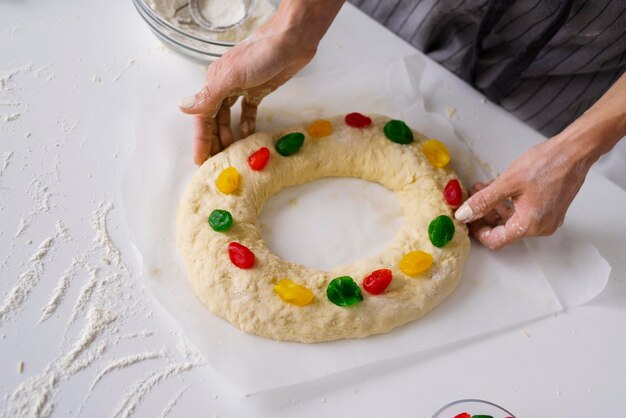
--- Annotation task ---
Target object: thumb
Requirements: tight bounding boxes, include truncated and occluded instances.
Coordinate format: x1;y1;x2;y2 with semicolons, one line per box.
454;178;513;223
179;60;241;116
178;83;229;117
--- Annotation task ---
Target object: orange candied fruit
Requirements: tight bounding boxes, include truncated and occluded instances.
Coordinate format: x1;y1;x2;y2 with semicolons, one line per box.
306;119;333;138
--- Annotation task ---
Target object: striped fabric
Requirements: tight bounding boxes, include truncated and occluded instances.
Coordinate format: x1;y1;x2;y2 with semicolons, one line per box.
351;0;626;137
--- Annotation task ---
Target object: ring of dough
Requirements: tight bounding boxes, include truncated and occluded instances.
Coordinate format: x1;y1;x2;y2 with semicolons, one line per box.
177;114;470;343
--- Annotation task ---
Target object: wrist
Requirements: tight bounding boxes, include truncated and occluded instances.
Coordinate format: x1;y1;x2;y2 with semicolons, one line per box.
273;0;344;50
554;104;626;168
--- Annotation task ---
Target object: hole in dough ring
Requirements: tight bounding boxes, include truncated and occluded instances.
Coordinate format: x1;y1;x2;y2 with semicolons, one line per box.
176;114;470;343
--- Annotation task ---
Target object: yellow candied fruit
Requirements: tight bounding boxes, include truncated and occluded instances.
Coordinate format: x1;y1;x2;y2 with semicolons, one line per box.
216;167;239;194
422;139;451;168
274;279;314;306
306;119;333;138
399;250;433;276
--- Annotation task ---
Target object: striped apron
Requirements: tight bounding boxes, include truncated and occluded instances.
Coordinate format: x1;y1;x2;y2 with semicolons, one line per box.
351;0;626;137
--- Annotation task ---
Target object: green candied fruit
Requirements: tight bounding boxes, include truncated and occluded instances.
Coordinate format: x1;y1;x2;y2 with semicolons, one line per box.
383;120;414;144
326;276;363;307
208;209;233;232
471;416;494;418
428;215;455;248
275;132;305;156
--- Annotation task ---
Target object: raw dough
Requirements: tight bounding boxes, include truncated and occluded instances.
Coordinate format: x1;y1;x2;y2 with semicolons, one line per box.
177;114;470;343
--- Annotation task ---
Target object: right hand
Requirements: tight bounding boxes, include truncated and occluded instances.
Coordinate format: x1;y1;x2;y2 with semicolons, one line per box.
178;20;316;165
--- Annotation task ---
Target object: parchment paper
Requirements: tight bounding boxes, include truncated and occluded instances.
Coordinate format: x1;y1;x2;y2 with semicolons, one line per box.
122;55;610;395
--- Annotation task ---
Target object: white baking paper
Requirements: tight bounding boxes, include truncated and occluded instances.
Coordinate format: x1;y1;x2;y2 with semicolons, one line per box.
122;55;610;395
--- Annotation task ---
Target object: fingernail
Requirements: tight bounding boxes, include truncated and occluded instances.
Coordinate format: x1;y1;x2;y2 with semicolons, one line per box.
179;95;196;109
454;203;473;222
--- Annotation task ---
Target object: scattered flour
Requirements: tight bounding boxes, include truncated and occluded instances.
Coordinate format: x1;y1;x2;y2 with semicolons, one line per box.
14;178;55;238
445;106;458;120
39;256;84;323
0;64;33;92
121;329;155;339
1;201;200;418
0;237;55;324
0;64;32;111
61;307;118;370
1;55;204;418
111;363;195;418
91;350;167;390
3;113;20;122
91;202;126;271
66;267;101;327
112;337;204;418
113;59;136;82
55;219;71;242
1;151;13;171
159;383;191;418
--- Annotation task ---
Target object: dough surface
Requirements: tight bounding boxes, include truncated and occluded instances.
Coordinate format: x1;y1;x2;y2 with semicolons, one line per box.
177;114;470;343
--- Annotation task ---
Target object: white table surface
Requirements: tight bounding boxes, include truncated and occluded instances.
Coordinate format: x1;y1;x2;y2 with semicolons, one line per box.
2;1;626;417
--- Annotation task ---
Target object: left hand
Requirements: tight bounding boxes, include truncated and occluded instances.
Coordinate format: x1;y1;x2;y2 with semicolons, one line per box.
454;135;591;250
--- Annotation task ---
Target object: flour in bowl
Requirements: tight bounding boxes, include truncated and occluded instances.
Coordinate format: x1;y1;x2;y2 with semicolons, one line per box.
200;0;246;27
146;0;276;43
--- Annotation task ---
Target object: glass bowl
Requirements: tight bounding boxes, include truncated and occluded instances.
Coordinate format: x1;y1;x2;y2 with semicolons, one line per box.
132;0;278;63
432;399;516;418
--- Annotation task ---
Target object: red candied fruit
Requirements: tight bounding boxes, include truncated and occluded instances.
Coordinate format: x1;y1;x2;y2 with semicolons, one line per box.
363;269;393;295
444;179;463;207
228;242;255;269
453;414;471;418
248;147;270;171
345;112;372;128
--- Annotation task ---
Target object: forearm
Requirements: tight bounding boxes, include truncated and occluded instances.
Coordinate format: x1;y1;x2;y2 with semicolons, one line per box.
273;0;345;49
556;71;626;167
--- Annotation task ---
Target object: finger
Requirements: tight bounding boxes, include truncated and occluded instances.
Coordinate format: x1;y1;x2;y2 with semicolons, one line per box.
468;182;488;195
193;115;220;165
472;213;529;251
217;96;236;149
179;59;241;116
240;94;260;138
455;178;516;223
468;183;500;226
210;118;221;156
481;209;503;227
493;198;515;222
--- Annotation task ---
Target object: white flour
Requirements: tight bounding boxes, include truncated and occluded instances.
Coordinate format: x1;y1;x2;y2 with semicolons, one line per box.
0;237;55;324
200;0;245;28
91;202;125;271
39;256;84;323
146;0;276;43
55;219;71;242
0;202;201;417
1;151;13;171
3;113;20;122
111;338;203;418
0;57;208;418
159;384;191;418
91;350;167;390
66;267;101;327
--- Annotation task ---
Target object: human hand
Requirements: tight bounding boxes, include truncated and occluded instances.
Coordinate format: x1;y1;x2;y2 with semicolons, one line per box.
454;135;592;250
454;71;626;250
179;0;345;165
178;25;315;164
